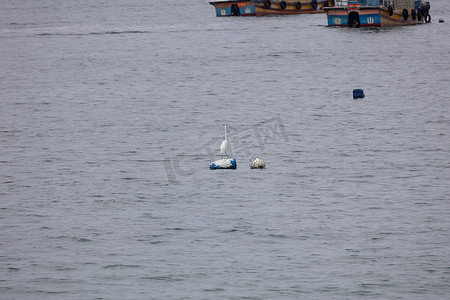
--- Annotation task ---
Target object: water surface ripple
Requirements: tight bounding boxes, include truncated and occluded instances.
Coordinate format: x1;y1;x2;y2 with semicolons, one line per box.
1;0;449;299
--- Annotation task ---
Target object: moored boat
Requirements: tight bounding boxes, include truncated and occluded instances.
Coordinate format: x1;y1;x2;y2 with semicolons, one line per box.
209;0;335;17
324;0;431;27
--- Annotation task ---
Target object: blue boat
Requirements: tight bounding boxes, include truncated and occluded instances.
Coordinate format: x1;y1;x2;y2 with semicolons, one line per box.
324;0;431;27
209;0;332;17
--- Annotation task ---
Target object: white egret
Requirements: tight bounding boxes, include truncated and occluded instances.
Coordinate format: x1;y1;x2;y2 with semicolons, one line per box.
210;125;236;170
220;125;229;158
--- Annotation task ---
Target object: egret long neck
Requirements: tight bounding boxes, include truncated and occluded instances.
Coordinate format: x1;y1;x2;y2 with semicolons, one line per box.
224;127;228;140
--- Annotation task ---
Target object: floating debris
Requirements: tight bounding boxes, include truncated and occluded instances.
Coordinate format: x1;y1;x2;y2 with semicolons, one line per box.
210;158;237;170
249;157;265;169
353;89;365;99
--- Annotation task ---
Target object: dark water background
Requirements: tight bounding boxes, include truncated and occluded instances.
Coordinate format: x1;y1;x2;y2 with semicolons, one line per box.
1;0;449;298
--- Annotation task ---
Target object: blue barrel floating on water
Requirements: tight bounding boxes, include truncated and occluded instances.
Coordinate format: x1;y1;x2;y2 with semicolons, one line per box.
353;89;365;99
210;158;237;170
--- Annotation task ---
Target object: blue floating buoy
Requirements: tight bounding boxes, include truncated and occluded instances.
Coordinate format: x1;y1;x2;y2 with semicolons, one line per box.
353;89;365;99
210;158;237;170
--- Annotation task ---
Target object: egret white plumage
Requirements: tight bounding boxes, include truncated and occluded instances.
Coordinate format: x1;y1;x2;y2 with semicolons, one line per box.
210;125;236;170
220;125;229;158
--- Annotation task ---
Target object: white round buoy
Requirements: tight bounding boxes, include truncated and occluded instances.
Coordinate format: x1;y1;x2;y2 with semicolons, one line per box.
249;157;265;169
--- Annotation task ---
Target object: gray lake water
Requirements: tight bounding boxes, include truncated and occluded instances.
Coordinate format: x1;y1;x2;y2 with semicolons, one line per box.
1;0;449;299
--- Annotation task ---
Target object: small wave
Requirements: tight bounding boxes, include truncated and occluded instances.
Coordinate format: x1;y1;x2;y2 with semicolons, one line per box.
103;264;141;269
165;227;188;231
141;275;184;282
36;30;151;37
51;236;92;243
75;237;92;242
268;233;290;239
10;22;38;26
203;287;225;292
92;30;148;35
54;266;78;271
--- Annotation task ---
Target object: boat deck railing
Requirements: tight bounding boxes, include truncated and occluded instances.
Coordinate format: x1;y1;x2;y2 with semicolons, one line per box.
334;0;348;5
334;0;383;7
329;0;425;11
392;0;416;9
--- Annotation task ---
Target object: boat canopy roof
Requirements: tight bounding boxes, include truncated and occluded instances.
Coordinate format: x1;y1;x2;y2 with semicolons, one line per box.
335;0;419;8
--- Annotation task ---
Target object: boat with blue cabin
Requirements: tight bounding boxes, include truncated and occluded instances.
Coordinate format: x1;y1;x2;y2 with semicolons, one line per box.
324;0;431;27
209;0;334;17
